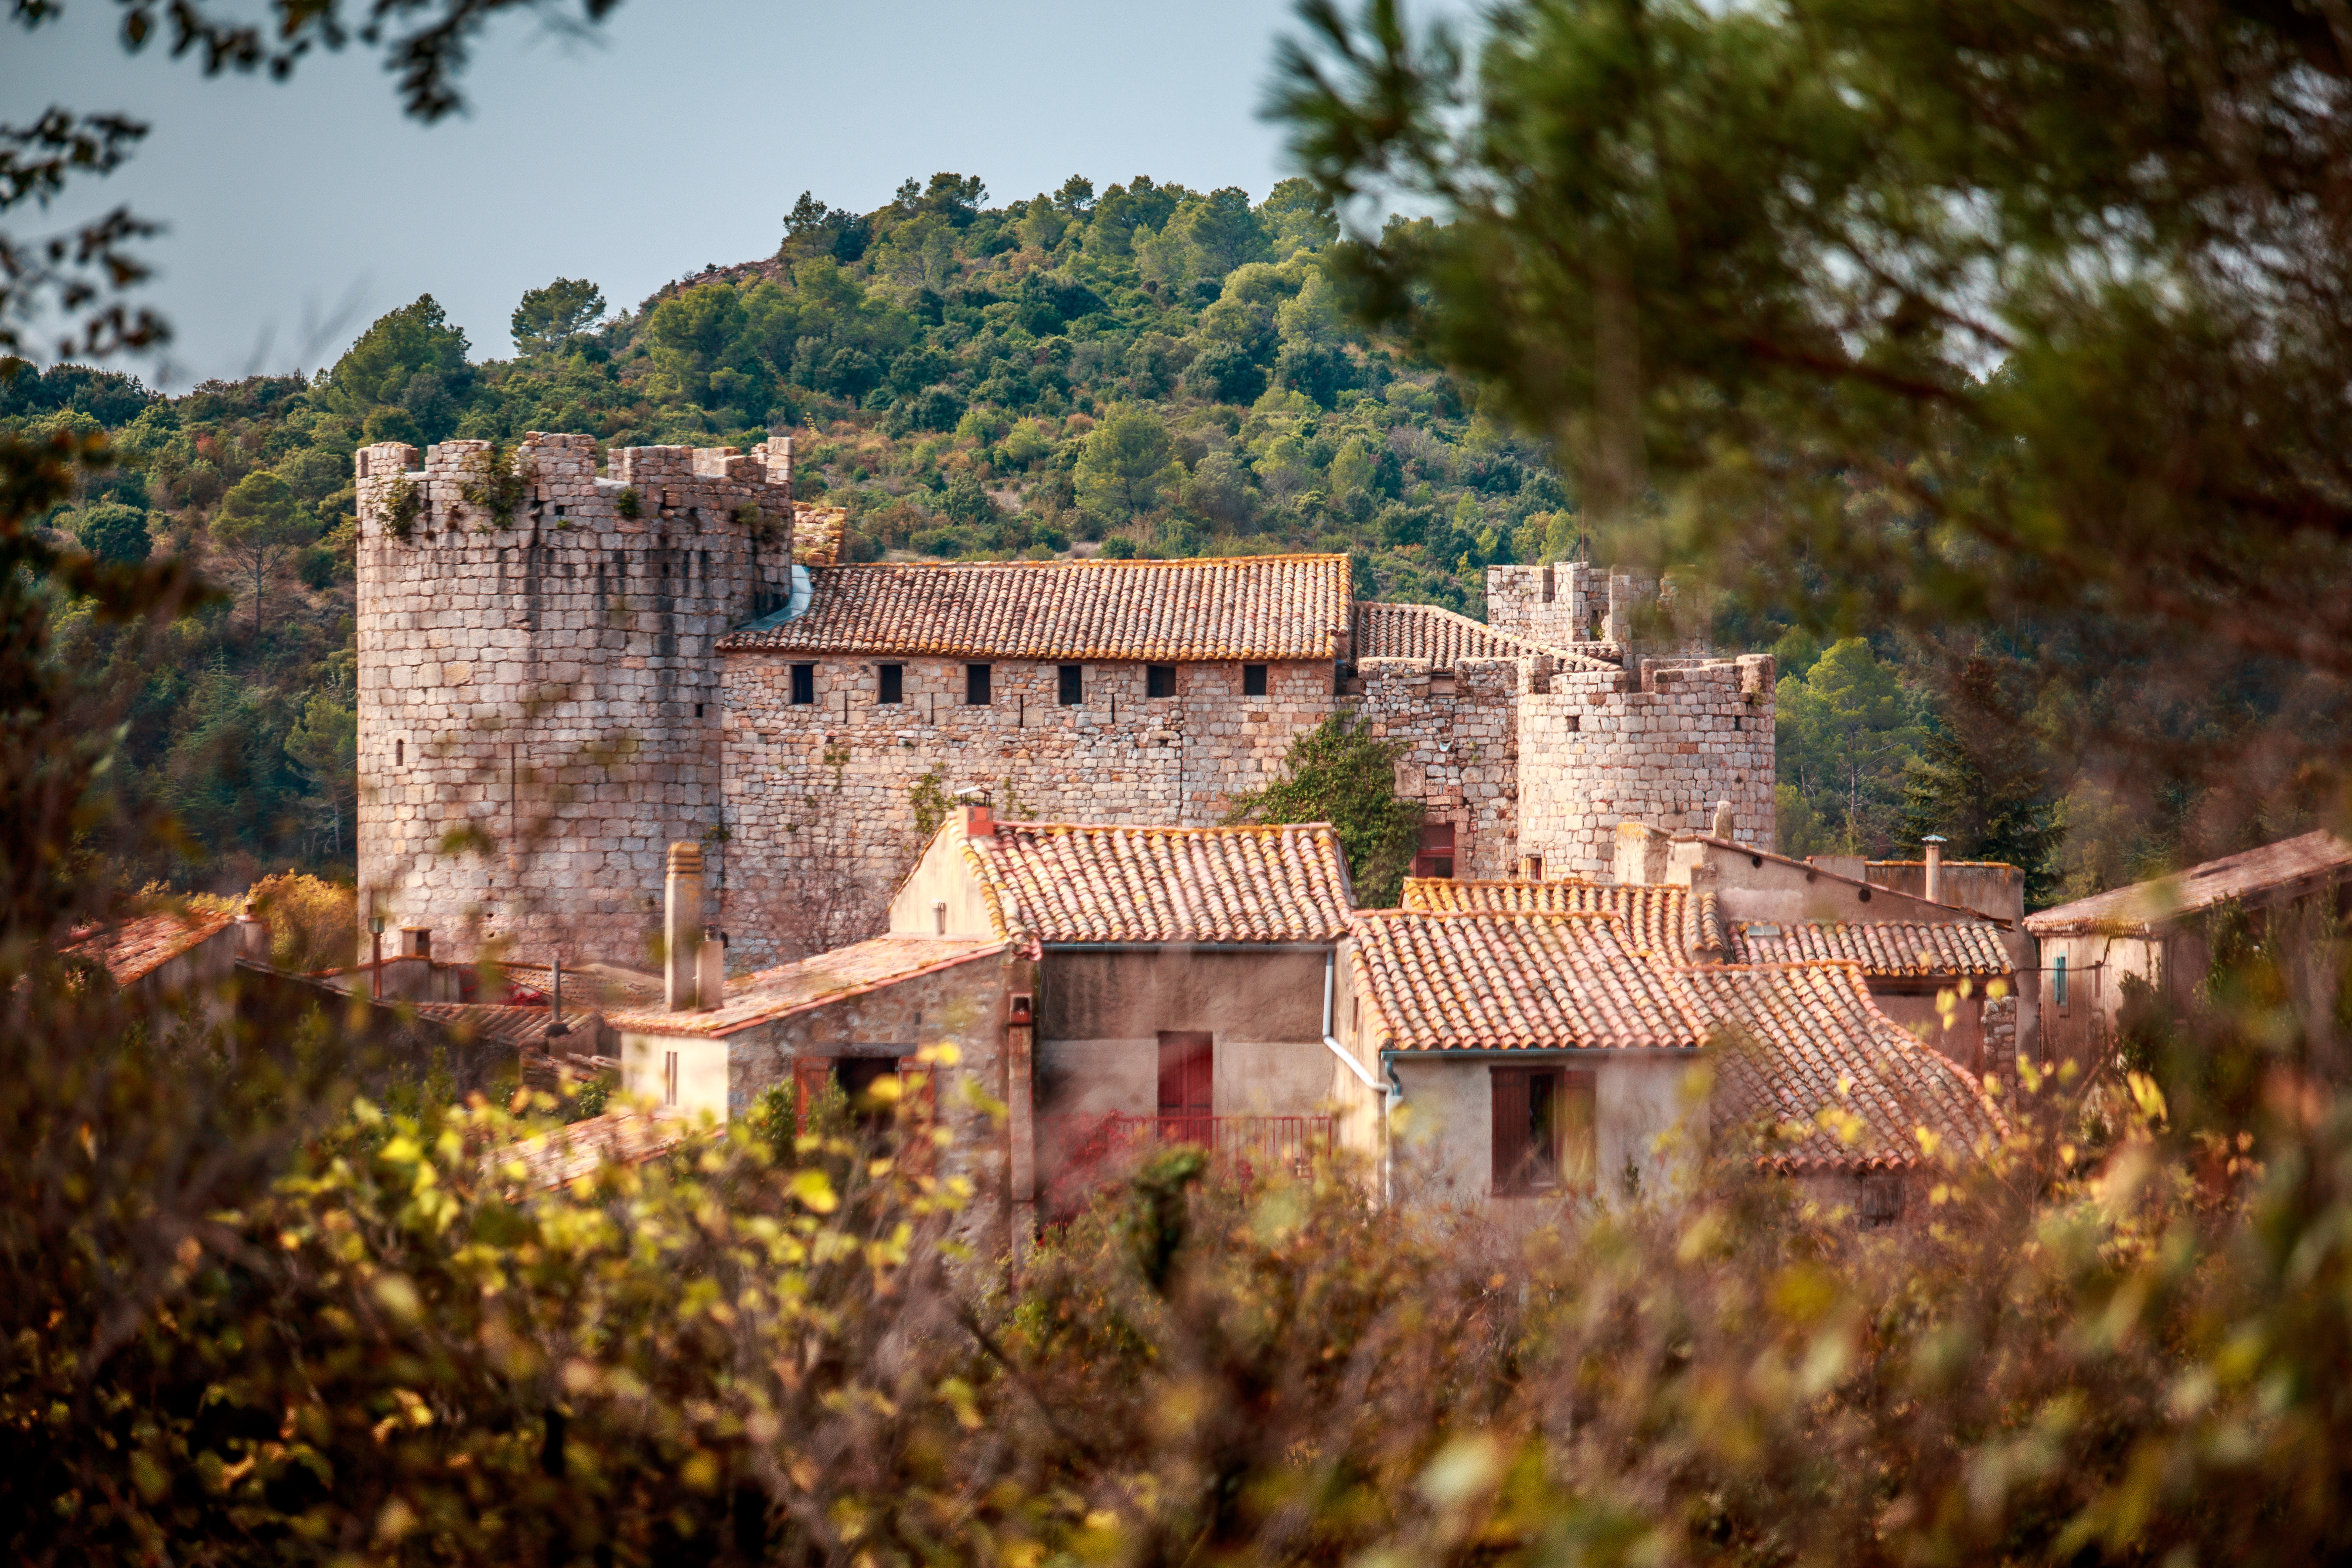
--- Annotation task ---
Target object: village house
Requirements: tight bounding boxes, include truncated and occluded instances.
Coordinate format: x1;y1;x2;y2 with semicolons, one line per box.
2024;828;2352;1050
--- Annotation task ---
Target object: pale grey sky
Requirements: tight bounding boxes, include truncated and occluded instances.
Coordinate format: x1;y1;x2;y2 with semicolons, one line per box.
8;0;1353;386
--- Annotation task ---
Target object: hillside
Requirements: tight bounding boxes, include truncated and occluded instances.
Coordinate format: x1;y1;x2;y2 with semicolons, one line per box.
5;171;2108;899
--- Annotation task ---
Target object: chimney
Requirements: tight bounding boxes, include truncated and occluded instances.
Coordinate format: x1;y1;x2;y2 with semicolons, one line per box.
960;798;993;839
1923;834;1946;903
399;926;431;959
236;899;269;963
1711;798;1735;842
696;925;726;1014
665;842;705;1011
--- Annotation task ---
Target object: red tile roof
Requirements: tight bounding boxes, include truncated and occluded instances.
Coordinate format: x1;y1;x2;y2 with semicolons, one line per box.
968;822;1355;947
1687;963;2006;1171
718;555;1352;661
494;1111;685;1190
62;909;235;987
1401;878;1727;962
1348;910;1706;1050
1353;600;1614;671
606;934;1008;1038
2024;829;2352;937
410;1002;572;1048
1729;919;2012;977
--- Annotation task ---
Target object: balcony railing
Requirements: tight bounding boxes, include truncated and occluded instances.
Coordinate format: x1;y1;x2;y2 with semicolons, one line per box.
1041;1113;1339;1215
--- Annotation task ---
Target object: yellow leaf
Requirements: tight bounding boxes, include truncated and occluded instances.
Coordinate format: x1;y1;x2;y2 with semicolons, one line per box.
789;1169;839;1214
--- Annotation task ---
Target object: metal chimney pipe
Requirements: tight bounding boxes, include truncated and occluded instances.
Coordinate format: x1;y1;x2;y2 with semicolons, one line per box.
1923;834;1946;903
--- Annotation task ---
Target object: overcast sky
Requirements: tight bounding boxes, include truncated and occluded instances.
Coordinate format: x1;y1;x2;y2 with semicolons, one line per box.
8;0;1358;388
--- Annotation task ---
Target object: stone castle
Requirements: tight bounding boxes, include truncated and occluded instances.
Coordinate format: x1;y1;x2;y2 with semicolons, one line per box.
355;431;1775;967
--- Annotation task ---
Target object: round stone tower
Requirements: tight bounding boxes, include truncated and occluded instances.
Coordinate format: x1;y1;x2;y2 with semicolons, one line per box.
354;432;795;966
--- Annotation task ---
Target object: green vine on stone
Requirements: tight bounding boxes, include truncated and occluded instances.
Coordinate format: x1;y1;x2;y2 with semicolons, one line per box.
908;765;950;843
459;441;532;529
383;475;424;542
616;486;642;520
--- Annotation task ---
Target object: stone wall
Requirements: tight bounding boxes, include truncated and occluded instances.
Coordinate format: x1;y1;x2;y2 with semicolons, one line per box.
1518;655;1776;878
355;433;794;967
718;655;1339;965
1355;656;1537;883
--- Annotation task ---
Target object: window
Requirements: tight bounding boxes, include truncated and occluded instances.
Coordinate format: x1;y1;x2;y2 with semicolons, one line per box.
879;663;904;704
2054;953;2068;1010
394;738;404;767
790;663;816;705
1491;1067;1595;1195
1147;664;1176;699
1242;663;1268;697
694;702;705;718
1413;821;1456;879
662;1050;680;1108
1058;664;1083;706
1522;855;1544;882
966;663;992;705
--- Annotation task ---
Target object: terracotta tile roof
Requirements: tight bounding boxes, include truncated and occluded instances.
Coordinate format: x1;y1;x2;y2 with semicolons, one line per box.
1401;878;1727;961
1352;600;1616;671
2024;829;2352;937
1686;963;2005;1172
62;909;235;987
494;1111;685;1190
1349;910;1706;1051
792;504;846;567
501;962;663;1011
968;822;1355;947
606;934;1007;1038
717;555;1351;660
1729;919;2012;977
410;1002;574;1048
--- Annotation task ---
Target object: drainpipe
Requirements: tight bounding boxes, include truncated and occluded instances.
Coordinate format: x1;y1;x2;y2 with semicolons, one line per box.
1318;949;1391;1204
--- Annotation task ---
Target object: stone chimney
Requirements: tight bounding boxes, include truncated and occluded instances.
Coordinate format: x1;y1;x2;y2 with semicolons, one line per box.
1614;820;1674;886
236;900;269;963
1711;799;1735;842
1923;835;1946;904
696;924;726;1013
665;842;705;1011
399;926;431;959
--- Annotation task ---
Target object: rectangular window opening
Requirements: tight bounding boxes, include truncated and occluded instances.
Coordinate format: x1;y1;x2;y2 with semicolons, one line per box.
1147;664;1177;699
879;664;904;704
966;663;992;706
1491;1067;1594;1196
1058;664;1083;706
1413;821;1456;880
2054;953;2069;1010
789;663;816;705
662;1050;680;1108
1242;663;1268;697
394;738;404;767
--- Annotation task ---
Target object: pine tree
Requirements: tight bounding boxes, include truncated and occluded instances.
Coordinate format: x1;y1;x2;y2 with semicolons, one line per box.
1902;657;2062;907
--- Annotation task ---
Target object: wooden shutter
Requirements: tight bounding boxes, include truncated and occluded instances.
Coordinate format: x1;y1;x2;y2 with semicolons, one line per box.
1561;1070;1597;1192
792;1057;833;1133
896;1058;939;1175
1491;1067;1531;1194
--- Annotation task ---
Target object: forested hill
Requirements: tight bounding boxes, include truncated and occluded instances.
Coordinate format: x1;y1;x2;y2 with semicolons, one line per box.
7;171;2099;900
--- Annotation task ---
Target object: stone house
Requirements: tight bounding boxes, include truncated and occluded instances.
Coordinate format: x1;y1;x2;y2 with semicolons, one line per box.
1612;821;2033;1069
887;803;1377;1214
603;930;1028;1257
2024;829;2352;1050
1332;884;2006;1220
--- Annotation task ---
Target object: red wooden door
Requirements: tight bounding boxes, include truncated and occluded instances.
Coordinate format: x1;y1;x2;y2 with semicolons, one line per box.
1156;1032;1213;1145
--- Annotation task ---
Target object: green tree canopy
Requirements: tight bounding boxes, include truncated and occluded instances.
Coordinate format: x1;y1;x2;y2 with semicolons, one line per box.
1903;654;2063;905
211;470;310;637
317;295;468;422
509;276;604;356
1774;638;1925;858
1073;407;1176;522
1224;713;1422;906
69;500;150;564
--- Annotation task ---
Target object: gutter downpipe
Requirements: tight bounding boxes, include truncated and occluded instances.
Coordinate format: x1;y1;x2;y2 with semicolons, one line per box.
1319;950;1388;1204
